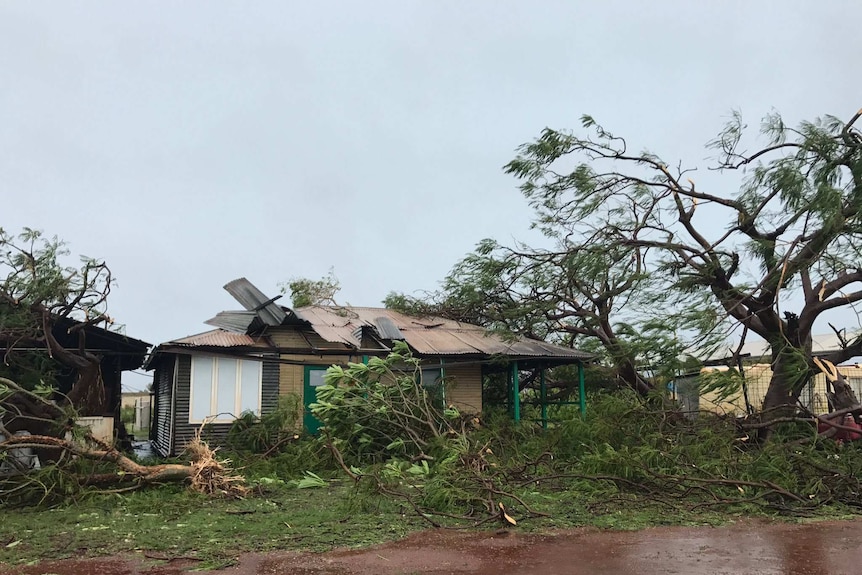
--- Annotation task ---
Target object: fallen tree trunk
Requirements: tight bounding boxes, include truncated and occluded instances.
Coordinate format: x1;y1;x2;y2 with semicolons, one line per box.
0;433;247;496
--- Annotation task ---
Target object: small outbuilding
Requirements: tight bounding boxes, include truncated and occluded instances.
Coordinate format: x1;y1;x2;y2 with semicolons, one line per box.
0;315;150;442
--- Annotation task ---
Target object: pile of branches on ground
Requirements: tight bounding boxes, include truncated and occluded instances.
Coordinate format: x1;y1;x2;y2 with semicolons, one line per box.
0;378;246;507
309;347;862;527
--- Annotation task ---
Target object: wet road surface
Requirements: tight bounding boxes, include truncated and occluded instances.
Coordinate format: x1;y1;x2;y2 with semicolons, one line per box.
4;519;862;574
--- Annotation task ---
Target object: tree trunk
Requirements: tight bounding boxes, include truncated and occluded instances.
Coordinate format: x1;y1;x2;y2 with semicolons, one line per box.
616;358;654;397
0;433;248;496
760;344;810;416
65;361;107;415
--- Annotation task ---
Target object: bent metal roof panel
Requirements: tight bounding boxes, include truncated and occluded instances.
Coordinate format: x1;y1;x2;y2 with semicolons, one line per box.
290;306;592;360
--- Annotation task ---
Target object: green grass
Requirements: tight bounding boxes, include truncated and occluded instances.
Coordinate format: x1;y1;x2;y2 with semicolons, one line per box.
5;476;851;570
6;393;862;569
0;481;428;569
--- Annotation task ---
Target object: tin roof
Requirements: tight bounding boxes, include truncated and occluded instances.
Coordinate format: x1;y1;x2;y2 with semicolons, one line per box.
292;306;592;360
204;310;262;333
151;277;593;364
224;278;287;326
167;330;268;348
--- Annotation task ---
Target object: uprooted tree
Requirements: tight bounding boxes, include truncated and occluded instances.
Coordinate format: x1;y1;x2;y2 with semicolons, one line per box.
0;228;245;504
391;109;862;417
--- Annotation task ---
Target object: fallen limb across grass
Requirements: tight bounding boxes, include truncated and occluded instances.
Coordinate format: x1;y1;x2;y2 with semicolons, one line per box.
1;376;247;503
0;433;246;495
0;432;248;500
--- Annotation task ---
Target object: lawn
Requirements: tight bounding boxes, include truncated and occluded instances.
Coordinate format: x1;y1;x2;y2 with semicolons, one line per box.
0;480;431;569
0;473;803;570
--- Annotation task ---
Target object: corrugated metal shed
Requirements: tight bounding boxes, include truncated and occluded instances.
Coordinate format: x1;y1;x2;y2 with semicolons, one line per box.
292;306;592;360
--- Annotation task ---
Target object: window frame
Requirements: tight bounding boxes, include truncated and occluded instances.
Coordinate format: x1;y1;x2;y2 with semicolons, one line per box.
419;366;443;388
418;362;446;408
188;354;263;424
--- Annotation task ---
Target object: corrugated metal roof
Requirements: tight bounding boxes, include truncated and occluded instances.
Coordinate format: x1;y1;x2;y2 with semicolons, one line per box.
204;310;261;333
292;306;592;360
223;278;287;326
167;329;267;348
374;316;405;340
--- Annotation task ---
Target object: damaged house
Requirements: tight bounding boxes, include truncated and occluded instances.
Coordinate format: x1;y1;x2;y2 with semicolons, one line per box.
147;279;591;456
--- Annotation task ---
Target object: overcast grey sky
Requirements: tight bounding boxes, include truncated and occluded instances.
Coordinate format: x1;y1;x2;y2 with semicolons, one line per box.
2;2;860;390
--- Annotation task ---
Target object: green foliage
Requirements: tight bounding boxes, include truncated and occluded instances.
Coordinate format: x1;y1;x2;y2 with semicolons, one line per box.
228;437;331;482
0;227;113;324
290;471;327;489
0;229;113;393
319;368;862;524
698;369;744;405
392;109;862;407
305;346;861;523
281;269;341;307
0;450;125;509
311;342;458;464
8;389;862;567
226;394;302;453
119;405;135;425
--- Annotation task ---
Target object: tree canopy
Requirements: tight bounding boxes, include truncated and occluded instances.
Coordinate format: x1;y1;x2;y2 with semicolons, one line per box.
0;228;116;415
389;108;862;414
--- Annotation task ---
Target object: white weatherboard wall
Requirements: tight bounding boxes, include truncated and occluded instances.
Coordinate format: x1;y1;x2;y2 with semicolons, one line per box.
76;416;114;443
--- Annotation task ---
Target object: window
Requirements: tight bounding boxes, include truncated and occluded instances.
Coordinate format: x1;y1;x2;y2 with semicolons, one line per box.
419;365;446;408
420;367;442;387
189;356;262;423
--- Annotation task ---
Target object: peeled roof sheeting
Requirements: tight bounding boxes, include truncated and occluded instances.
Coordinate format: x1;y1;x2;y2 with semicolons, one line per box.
292;306;362;347
293;306;592;359
223;278;287;326
374;316;405;340
204;311;260;333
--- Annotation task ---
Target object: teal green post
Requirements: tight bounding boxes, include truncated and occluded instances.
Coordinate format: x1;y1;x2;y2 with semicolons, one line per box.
540;369;547;429
578;360;586;416
506;368;512;415
439;359;446;405
512;361;520;423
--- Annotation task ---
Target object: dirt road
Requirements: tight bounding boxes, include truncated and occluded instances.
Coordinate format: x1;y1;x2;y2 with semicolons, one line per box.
5;519;862;575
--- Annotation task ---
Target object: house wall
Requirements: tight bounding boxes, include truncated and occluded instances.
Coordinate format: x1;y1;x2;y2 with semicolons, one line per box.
121;392;149;409
151;359;175;457
278;352;356;426
167;353;280;456
699;364;862;415
444;363;483;414
152;327;489;454
275;353;484;417
256;327;484;416
270;329;357;409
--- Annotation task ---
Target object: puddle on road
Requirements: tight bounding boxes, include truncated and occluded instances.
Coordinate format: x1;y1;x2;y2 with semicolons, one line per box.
261;521;862;575
5;520;862;575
